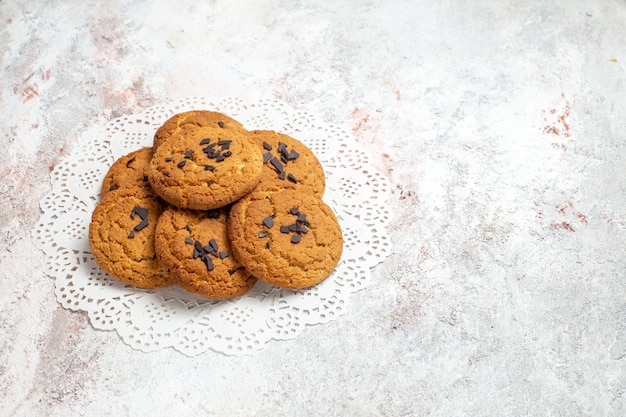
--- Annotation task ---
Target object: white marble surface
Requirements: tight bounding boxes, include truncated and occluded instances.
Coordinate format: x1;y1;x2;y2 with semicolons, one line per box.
2;0;626;415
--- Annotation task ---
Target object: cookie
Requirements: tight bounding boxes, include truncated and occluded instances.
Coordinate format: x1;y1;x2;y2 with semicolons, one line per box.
89;185;172;288
153;110;245;150
148;126;263;210
101;147;153;197
250;130;326;196
155;206;257;299
228;187;343;290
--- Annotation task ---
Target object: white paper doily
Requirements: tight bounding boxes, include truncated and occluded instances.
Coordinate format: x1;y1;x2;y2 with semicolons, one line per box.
34;97;392;356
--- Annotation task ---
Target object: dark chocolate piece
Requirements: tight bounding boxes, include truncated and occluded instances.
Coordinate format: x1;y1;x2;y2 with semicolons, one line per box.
188;235;230;271
277;171;286;180
134;219;149;231
287;149;299;160
263;141;272;150
165;157;172;162
217;121;225;128
204;165;215;171
200;138;211;145
184;150;193;159
263;152;273;164
204;255;214;271
276;207;310;241
269;157;284;173
128;231;135;238
287;174;297;183
186;225;192;232
263;216;274;228
109;185;117;192
126;156;136;167
201;140;232;163
258;231;269;238
185;237;194;245
131;207;149;220
177;160;186;168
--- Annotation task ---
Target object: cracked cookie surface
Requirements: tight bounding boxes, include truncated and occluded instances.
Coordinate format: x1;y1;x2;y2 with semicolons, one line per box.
148;126;263;210
228;187;343;289
101;147;154;197
250;130;326;196
153;110;246;150
89;185;172;288
156;206;257;299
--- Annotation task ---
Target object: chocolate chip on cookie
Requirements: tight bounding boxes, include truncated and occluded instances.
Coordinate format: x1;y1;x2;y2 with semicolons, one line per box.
101;147;154;197
228;187;343;289
89;185;172;288
250;130;326;196
156;206;256;299
148;126;263;210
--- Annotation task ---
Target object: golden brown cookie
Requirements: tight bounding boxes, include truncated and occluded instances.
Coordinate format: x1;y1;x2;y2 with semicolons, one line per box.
148;126;263;210
250;130;326;196
228;187;343;289
101;147;153;197
88;185;172;288
153;110;246;150
155;206;257;299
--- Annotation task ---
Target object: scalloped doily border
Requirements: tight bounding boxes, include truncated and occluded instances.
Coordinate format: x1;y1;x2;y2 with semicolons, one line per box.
34;97;392;355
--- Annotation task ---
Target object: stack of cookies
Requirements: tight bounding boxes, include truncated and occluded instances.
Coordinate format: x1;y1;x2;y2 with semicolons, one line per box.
88;110;343;299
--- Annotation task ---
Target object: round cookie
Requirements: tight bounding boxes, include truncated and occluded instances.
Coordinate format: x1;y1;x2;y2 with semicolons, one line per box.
101;147;153;197
148;126;263;210
155;206;257;299
250;130;326;196
89;185;172;288
228;187;343;290
153;110;245;150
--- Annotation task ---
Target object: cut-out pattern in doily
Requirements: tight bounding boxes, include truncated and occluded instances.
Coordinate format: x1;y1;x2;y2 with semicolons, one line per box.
34;97;392;356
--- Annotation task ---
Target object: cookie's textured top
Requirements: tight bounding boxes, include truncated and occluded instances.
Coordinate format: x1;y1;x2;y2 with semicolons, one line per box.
148;126;263;210
155;207;257;299
101;147;153;197
153;110;245;150
250;130;326;196
228;187;343;289
89;185;172;288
